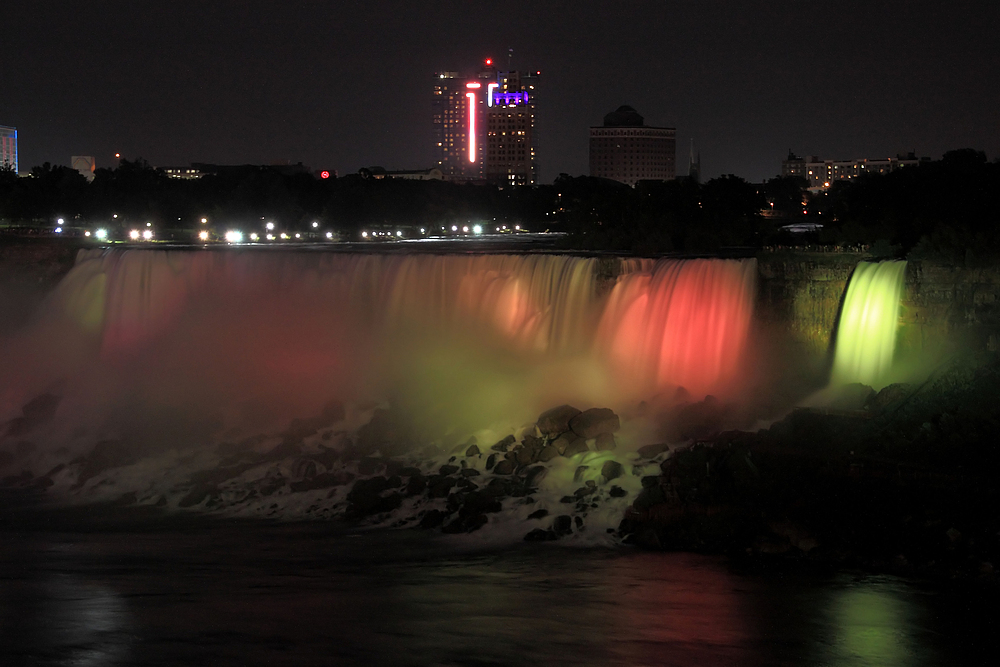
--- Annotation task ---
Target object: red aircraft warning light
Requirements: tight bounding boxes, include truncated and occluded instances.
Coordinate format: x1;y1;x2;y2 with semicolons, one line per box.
320;170;330;179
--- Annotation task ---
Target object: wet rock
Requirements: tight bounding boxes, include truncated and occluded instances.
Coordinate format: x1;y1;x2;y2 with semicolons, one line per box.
419;509;448;529
4;393;61;437
486;453;497;470
73;440;133;488
828;383;875;411
524;528;557;541
465;444;481;457
595;433;617;451
493;460;515;475
442;513;488;533
562;437;590;457
574;516;584;529
179;483;218;507
515;445;537;466
405;474;427;496
357;457;385;476
551;432;575;455
292;459;318;480
573;485;596;499
461;468;480;477
398;466;422;477
553;515;573;536
356;408;413;456
439;464;459;476
528;509;549;520
537;445;559;462
574;466;589;482
537;405;582;437
609;485;627;498
867;383;911;412
347;483;402;517
484;478;512;497
637;443;671;459
427;475;457;498
524;466;548;488
461;490;503;516
569;408;620;440
289;470;355;493
491;435;516;452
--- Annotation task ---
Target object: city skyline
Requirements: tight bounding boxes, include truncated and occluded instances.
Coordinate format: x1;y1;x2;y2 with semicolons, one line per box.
1;2;997;183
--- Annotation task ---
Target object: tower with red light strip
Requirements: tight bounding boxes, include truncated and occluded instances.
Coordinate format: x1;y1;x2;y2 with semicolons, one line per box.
432;59;538;184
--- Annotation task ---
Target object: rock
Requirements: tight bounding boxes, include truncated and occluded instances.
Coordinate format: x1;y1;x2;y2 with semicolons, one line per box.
74;440;134;488
398;466;421;477
493;459;515;475
601;460;624;483
574;516;584;529
427;475;456;498
486;453;497;470
289;470;355;492
524;528;557;542
292;459;318;480
595;432;617;451
527;509;549;520
179;484;216;507
465;444;481;457
867;383;911;412
562;437;590;457
439;464;459;476
357;457;385;476
405;474;427;496
569;408;620;439
553;515;573;536
461;468;480;477
515;445;536;466
637;443;671;459
491;435;516;452
536;405;582;437
443;514;488;534
524;466;548;487
419;509;447;529
828;383;875;411
537;445;559;462
609;485;627;498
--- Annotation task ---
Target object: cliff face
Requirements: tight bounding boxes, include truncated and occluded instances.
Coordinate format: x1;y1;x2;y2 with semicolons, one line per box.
0;238;82;288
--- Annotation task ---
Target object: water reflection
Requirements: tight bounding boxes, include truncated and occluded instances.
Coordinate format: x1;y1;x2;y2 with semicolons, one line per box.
0;521;988;666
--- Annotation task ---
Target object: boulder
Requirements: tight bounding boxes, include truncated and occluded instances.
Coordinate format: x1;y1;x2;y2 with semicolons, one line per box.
601;460;624;482
465;444;481;457
595;432;617;451
569;408;620;440
524;528;557;541
637;443;671;459
562;437;590;457
553;515;573;536
493;460;515;475
537;445;559;462
527;509;549;520
536;405;582;437
491;435;516;452
609;485;627;498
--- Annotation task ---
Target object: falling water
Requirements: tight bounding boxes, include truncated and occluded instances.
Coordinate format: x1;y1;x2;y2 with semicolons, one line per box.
831;260;907;387
0;249;759;455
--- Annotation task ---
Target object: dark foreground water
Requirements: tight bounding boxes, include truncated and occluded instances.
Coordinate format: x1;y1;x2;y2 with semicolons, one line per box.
0;500;996;667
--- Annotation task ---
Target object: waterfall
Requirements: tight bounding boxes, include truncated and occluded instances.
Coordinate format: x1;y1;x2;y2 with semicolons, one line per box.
831;260;907;387
1;249;759;450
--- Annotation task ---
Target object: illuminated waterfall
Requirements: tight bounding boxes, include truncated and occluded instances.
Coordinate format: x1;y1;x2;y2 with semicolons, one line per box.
1;250;759;449
596;259;758;398
831;260;907;387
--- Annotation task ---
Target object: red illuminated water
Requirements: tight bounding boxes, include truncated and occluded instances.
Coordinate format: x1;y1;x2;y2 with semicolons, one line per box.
0;250;757;453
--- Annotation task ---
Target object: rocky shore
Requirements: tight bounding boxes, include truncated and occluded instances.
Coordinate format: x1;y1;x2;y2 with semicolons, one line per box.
620;356;1000;583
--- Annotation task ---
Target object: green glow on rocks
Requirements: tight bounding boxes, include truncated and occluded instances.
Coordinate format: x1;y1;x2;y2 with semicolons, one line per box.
832;260;907;388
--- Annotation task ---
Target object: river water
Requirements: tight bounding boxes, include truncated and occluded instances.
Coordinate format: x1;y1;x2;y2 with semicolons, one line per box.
0;500;995;667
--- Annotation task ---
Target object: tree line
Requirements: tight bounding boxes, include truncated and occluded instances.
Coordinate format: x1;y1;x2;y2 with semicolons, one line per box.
1;150;996;259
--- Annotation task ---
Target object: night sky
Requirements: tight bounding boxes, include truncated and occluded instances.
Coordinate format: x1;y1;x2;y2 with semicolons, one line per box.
3;1;997;183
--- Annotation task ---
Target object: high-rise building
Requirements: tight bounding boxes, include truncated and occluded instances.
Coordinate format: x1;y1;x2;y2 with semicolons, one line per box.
589;106;675;187
0;125;17;173
432;60;539;185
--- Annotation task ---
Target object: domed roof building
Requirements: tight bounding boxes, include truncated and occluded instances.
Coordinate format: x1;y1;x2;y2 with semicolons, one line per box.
590;105;675;186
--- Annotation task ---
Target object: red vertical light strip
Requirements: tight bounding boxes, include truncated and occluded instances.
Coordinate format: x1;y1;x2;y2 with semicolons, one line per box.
466;92;477;163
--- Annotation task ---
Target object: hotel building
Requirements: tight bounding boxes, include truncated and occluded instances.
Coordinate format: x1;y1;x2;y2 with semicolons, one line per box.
433;60;539;185
589;106;675;187
1;125;17;173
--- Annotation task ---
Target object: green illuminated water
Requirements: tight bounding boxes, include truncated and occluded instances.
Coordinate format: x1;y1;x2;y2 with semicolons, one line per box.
832;260;907;387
